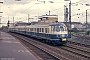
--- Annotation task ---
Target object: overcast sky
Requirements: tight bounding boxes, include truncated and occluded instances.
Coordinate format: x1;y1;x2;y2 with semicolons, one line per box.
0;0;90;26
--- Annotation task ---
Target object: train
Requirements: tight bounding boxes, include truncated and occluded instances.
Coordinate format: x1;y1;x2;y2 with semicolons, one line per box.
9;22;68;45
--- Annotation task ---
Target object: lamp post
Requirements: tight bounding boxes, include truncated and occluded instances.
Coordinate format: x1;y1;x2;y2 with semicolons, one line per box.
0;1;3;40
0;17;1;39
64;0;71;38
0;16;2;40
86;10;87;31
13;16;15;32
69;1;71;38
28;14;29;23
85;9;90;31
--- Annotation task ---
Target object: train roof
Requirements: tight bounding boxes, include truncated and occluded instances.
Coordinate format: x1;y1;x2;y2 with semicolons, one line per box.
48;22;66;26
9;22;66;28
30;22;66;26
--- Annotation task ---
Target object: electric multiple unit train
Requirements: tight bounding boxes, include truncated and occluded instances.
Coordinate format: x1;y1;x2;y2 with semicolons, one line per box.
9;22;68;45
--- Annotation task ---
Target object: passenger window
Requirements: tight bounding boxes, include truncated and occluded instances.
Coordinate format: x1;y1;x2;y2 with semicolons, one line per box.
45;28;47;33
29;28;30;32
34;28;36;32
37;28;39;32
45;28;49;33
40;28;41;32
60;26;64;31
51;26;54;32
53;26;56;31
47;28;49;33
53;26;64;32
42;28;44;32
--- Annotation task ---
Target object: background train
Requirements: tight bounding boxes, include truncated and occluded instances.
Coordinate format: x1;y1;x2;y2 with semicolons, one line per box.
9;22;68;45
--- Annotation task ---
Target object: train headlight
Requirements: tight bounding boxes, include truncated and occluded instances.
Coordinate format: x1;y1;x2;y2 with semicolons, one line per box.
62;38;66;41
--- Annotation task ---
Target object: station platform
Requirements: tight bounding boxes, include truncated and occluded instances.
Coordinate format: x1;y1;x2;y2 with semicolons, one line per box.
0;31;38;60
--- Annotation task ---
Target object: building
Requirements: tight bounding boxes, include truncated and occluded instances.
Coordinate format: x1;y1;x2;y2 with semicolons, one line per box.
38;15;58;24
63;22;86;31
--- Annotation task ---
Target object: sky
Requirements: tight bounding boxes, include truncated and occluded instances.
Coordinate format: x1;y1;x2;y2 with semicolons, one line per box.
0;0;90;26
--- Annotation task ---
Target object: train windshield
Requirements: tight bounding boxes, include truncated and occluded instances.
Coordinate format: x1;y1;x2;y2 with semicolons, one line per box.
53;25;66;32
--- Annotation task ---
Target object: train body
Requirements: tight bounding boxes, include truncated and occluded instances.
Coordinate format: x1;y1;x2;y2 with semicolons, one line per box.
9;22;68;45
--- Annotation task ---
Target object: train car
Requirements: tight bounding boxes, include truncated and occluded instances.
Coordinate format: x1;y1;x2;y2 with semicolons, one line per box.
9;22;68;45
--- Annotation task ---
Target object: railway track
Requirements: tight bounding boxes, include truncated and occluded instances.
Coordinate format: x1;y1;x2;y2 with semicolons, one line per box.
68;41;90;48
72;34;90;41
10;33;90;60
68;34;90;48
59;44;90;59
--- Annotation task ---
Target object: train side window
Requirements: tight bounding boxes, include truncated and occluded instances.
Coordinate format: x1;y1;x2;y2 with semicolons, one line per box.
47;28;49;33
28;28;29;31
34;28;35;32
35;28;37;32
31;28;33;31
33;28;35;32
28;28;29;32
33;28;34;31
30;28;31;32
53;26;56;31
51;26;54;32
25;28;26;31
35;28;36;32
38;28;40;32
45;28;48;33
37;28;39;32
30;28;32;32
42;28;44;32
45;28;47;33
29;28;30;32
60;26;64;31
27;28;29;32
32;28;33;31
39;28;40;32
39;28;41;32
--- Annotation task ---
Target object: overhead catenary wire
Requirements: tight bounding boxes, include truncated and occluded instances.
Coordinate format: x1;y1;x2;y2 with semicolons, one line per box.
39;7;64;15
4;0;82;17
3;0;90;23
18;7;64;22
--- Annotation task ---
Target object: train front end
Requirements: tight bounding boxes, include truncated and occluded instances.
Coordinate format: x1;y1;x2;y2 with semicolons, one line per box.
55;33;68;45
50;23;68;45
